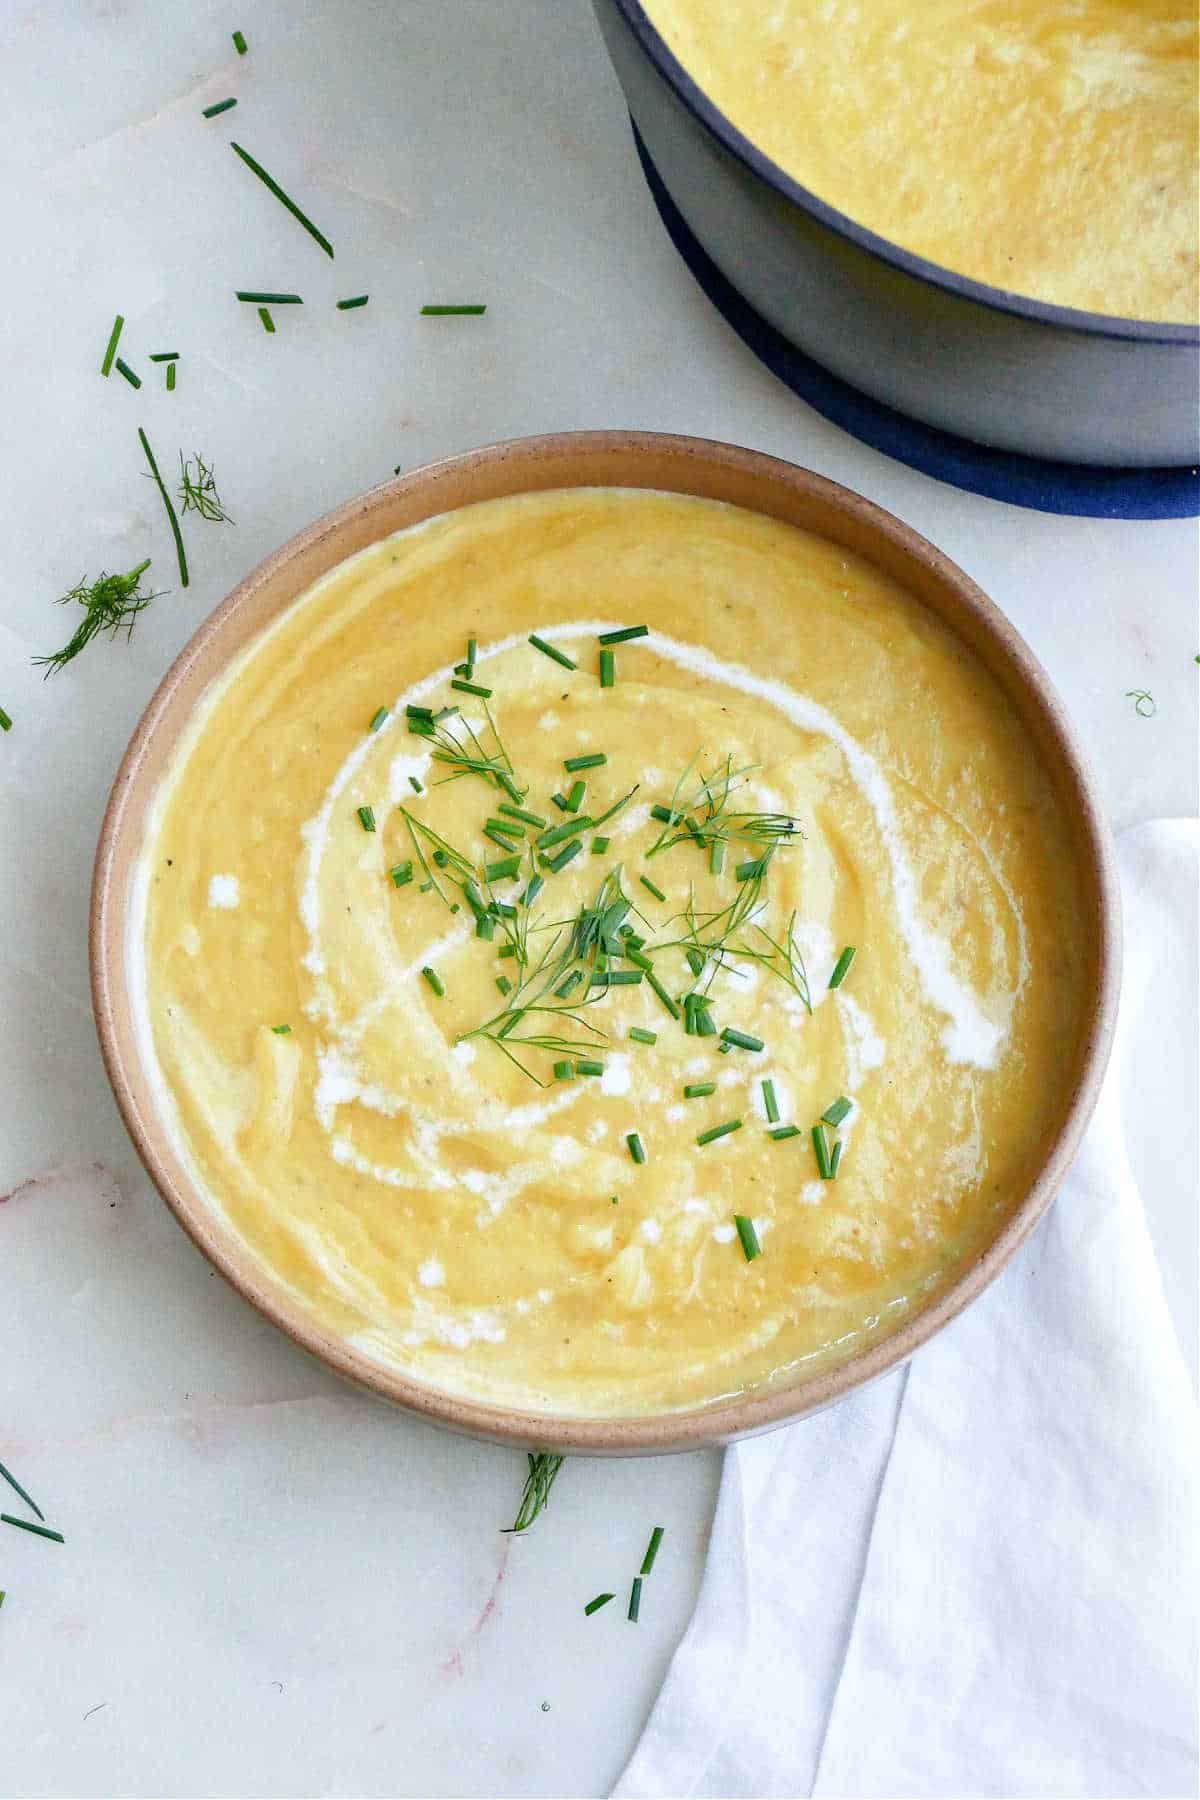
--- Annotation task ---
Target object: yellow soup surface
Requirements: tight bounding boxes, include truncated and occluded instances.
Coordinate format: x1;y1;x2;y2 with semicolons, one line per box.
139;489;1087;1416
639;0;1199;323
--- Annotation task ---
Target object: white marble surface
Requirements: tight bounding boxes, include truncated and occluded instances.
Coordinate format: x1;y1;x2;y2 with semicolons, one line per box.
1;3;1195;1795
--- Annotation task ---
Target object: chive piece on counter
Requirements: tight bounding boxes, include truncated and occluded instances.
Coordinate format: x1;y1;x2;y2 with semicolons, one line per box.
540;815;593;849
390;861;413;887
575;1059;604;1077
585;1593;615;1616
137;426;189;588
721;1027;764;1053
640;1526;665;1575
626;1132;646;1165
553;1059;575;1081
1;1515;64;1544
697;1119;742;1147
236;291;304;304
501;803;546;828
828;946;856;990
628;1578;643;1622
258;307;275;332
734;1215;761;1262
598;625;649;646
639;875;666;903
485;855;520;881
0;706;12;732
421;303;487;315
599;648;615;688
203;97;237;118
100;313;124;376
522;873;544;907
591;835;610;855
710;840;725;875
148;353;180;362
230;141;334;259
166;362;177;390
647;973;680;1019
812;1123;833;1179
762;1079;780;1124
822;1096;852;1128
565;779;587;813
769;1124;801;1141
356;805;376;832
563;752;606;772
684;1082;716;1099
528;634;576;671
114;357;141;388
408;776;423;794
337;295;369;310
628;1027;657;1046
830;1140;843;1177
0;1460;44;1522
451;678;492;698
421;966;445;997
543;840;583;875
369;706;389;732
270;1023;291;1035
232;28;248;52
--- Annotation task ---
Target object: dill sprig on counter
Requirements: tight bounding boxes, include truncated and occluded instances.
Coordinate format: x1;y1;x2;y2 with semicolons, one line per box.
505;1452;564;1533
33;561;162;676
178;452;234;524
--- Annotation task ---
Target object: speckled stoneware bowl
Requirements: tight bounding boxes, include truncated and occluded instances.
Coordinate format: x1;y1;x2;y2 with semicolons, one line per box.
90;432;1121;1453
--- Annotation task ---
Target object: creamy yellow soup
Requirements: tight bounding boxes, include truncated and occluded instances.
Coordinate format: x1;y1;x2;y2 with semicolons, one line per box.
640;0;1199;323
138;489;1087;1416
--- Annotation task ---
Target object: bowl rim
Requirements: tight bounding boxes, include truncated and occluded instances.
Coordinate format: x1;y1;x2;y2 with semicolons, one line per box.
90;429;1121;1454
606;0;1200;347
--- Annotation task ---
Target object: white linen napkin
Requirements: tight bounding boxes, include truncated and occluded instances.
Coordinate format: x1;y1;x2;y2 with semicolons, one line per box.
615;821;1199;1800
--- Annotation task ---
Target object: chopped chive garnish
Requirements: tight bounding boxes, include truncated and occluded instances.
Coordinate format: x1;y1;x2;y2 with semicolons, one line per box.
475;913;495;941
650;804;677;824
528;634;576;670
735;857;761;882
203;97;238;118
522;873;544;907
100;313;124;376
684;1082;716;1098
639;875;666;902
828;946;856;989
628;1027;657;1045
628;1578;643;1622
553;1059;575;1080
585;1593;615;1616
419;880;433;891
356;805;376;832
483;826;517;853
539;815;593;849
500;803;545;828
421;303;487;315
697;1119;742;1146
721;1027;764;1053
812;1123;833;1179
114;357;141;388
484;855;520;881
390;861;413;887
232;28;248;52
734;1215;761;1262
270;1023;292;1035
406;704;434;719
564;752;606;772
555;969;583;1000
166;361;177;390
769;1124;801;1141
822;1096;852;1128
830;1140;843;1177
565;779;587;813
543;840;583;874
575;1059;604;1077
591;970;644;987
463;881;487;918
408;775;423;794
137;426;188;588
485;816;523;839
598;625;649;645
236;291;304;304
498;943;518;959
626;1132;646;1164
685;948;705;978
1;1515;64;1544
599;648;615;688
0;706;11;732
550;793;570;813
762;1079;780;1124
647;973;681;1019
710;840;725;875
450;678;492;698
495;975;512;996
421;966;445;997
336;295;369;310
640;1525;665;1574
0;1460;44;1522
369;706;389;732
230;142;334;258
591;835;610;854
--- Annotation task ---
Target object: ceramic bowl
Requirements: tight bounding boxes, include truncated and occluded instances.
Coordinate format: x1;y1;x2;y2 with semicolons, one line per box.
90;431;1120;1452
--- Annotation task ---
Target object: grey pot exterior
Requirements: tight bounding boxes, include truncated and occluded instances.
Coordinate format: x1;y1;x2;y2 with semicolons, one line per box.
594;0;1200;469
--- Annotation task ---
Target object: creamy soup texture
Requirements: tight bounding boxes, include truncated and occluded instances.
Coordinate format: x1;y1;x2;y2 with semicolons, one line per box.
639;0;1199;323
138;489;1087;1416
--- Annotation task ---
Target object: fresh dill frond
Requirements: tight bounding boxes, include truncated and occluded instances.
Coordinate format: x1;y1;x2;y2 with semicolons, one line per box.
178;452;234;524
505;1452;564;1533
33;560;162;676
426;699;526;802
646;751;800;861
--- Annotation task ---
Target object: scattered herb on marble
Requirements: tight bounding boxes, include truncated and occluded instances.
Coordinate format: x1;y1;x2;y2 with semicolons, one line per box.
229;142;334;259
0;1459;44;1522
34;561;161;675
137;426;189;588
203;98;237;119
236;290;304;305
1126;688;1157;718
114;358;141;389
584;1593;615;1615
1;1515;64;1544
336;295;369;310
232;27;247;53
178;453;234;524
100;313;124;376
506;1452;564;1533
0;706;11;732
639;1526;665;1574
421;304;487;316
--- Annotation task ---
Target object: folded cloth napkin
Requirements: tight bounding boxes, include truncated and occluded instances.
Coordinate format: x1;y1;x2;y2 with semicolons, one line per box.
616;821;1199;1800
